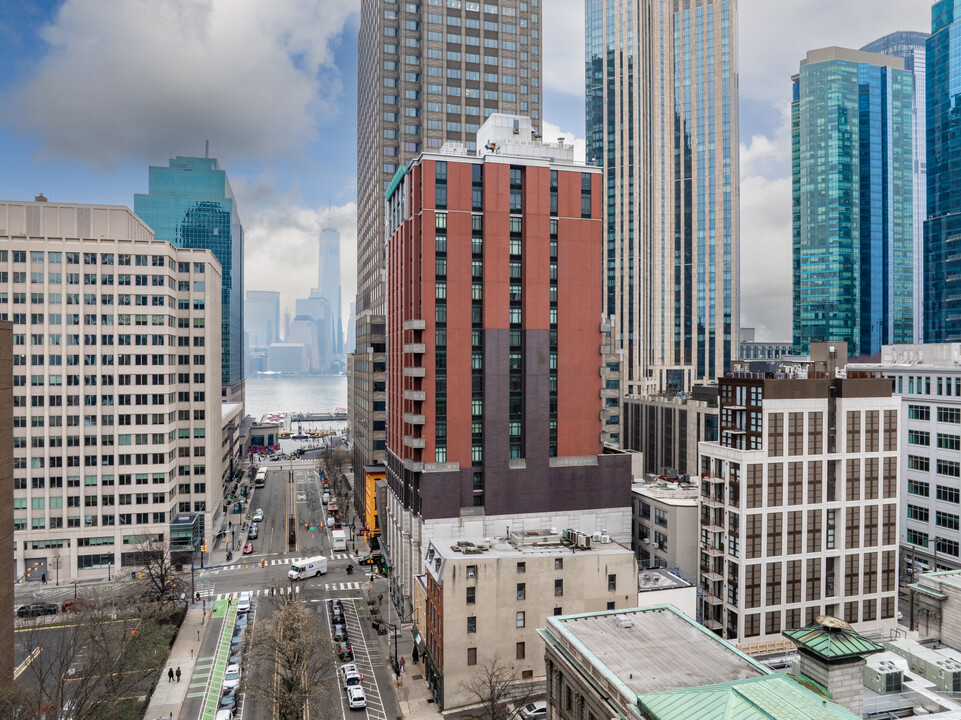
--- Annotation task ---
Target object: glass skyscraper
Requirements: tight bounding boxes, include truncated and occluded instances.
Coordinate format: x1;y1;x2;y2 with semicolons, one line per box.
792;47;914;357
862;31;929;342
135;156;244;399
585;0;739;396
925;1;961;342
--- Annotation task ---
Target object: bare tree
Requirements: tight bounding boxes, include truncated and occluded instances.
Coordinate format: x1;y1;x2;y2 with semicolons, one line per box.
13;590;179;720
460;658;535;720
246;595;339;720
130;539;190;609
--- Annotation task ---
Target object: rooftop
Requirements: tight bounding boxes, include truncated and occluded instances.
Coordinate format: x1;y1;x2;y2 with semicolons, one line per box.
918;568;961;593
545;606;766;698
632;477;700;504
782;617;884;662
637;674;859;720
638;568;692;593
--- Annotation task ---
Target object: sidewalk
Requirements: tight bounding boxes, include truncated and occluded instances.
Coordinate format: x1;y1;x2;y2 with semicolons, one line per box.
143;606;208;720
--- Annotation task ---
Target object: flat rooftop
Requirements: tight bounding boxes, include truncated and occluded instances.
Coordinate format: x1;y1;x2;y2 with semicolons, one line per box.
638;568;692;592
920;568;961;593
632;479;700;504
548;606;766;696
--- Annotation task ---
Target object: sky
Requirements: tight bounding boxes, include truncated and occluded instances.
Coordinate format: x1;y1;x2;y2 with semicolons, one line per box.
0;0;934;340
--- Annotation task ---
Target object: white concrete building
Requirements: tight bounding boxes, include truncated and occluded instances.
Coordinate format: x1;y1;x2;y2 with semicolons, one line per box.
631;477;699;576
849;344;961;575
417;528;637;711
697;345;900;644
0;200;223;582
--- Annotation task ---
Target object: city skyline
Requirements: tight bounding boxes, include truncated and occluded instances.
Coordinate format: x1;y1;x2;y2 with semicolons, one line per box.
0;1;933;342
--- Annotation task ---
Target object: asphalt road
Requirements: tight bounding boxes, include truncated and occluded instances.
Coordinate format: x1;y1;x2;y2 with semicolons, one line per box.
186;461;399;720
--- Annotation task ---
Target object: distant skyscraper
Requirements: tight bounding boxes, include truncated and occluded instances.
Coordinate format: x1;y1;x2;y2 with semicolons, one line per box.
925;1;961;342
862;31;929;342
353;0;543;472
345;301;356;355
246;290;280;349
792;47;915;357
135;155;244;401
318;228;343;355
586;0;739;396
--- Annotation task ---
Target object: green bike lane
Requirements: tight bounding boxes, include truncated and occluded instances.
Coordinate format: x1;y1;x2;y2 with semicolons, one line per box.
181;599;239;720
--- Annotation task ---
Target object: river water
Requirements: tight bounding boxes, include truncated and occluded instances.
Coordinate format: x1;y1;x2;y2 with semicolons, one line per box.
244;375;348;424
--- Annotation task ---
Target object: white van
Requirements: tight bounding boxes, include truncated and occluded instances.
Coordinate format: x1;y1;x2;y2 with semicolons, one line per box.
331;529;347;552
288;556;328;580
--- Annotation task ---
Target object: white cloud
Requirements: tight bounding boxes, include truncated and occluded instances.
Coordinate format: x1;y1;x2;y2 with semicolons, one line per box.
543;0;585;98
4;0;356;167
540;120;586;163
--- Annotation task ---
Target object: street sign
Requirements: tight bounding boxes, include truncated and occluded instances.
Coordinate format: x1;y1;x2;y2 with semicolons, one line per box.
401;623;413;631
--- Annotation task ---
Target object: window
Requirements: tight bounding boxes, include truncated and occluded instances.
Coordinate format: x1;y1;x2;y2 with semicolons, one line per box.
516;561;525;574
908;479;930;497
939;407;961;424
608;574;617;591
937;485;960;504
554;579;563;596
467;564;477;578
516;583;526;600
516;642;526;660
467;648;477;666
516;611;525;628
554;558;563;570
938;459;961;477
467;616;476;633
466;586;475;604
909;430;930;446
908;405;930;420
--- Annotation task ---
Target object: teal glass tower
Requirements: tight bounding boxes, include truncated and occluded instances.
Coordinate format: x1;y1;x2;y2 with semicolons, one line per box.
135;156;244;397
792;48;915;357
925;1;961;342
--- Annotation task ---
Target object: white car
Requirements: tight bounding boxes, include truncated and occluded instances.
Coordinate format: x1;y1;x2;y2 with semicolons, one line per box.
518;702;547;720
253;508;264;522
215;710;234;720
222;663;242;691
346;685;367;710
340;663;364;687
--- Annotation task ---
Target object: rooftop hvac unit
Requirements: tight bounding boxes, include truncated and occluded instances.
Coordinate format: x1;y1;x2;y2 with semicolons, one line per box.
864;661;902;694
600;534;612;543
592;532;603;542
615;613;633;628
576;534;592;549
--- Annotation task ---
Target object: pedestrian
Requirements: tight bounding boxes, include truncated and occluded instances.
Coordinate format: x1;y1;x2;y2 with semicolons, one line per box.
412;646;419;664
167;668;174;683
41;573;46;585
176;667;181;683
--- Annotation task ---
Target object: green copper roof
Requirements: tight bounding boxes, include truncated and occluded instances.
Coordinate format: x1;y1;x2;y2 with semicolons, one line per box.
782;617;883;661
637;674;860;720
908;582;948;600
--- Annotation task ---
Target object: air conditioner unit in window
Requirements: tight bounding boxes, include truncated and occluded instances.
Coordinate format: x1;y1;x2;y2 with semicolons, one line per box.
653;542;660;549
642;538;650;544
467;569;475;578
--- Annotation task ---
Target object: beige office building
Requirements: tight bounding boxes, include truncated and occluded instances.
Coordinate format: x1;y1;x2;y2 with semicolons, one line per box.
418;529;636;710
697;346;900;644
352;0;543;486
0;200;223;582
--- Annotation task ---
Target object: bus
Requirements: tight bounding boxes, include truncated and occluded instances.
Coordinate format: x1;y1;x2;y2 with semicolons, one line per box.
254;468;267;488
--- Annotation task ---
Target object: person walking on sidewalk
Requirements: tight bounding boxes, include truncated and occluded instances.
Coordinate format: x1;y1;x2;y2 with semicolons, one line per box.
167;668;174;683
412;646;419;664
41;573;47;585
176;667;181;683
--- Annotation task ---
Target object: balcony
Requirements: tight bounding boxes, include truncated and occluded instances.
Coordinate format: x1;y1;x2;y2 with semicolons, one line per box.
404;367;426;378
700;566;723;582
404;390;426;402
404;413;426;425
404;435;426;449
703;617;724;631
404;343;426;354
404;319;426;331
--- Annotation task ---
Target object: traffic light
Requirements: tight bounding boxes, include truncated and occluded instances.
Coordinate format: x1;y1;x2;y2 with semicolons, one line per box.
260;557;266;568
201;543;207;553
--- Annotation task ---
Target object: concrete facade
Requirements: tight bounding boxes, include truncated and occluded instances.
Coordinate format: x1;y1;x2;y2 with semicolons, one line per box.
0;321;13;682
631;478;699;577
419;529;637;710
697;346;900;644
0;201;223;582
849;344;961;575
623;392;719;477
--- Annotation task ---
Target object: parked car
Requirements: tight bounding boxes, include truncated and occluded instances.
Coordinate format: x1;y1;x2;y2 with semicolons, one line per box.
346;685;367;710
252;508;264;522
332;623;348;642
243;542;253;555
322;492;330;504
215;710;234;720
248;524;259;540
518;702;547;720
339;663;364;687
222;663;242;691
237;591;252;614
219;691;237;711
329;599;343;614
331;606;344;623
60;598;95;613
337;641;354;662
17;603;58;618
